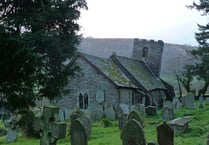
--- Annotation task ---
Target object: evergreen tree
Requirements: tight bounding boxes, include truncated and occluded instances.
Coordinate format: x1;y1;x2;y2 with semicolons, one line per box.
0;0;87;113
187;0;209;96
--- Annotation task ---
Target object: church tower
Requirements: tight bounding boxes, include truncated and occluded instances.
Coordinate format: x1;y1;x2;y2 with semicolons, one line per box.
131;38;164;77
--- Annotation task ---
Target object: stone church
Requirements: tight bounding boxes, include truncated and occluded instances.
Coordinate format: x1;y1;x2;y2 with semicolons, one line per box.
54;38;175;118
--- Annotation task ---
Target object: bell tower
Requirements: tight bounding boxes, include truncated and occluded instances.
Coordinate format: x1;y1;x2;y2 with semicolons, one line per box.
132;38;164;77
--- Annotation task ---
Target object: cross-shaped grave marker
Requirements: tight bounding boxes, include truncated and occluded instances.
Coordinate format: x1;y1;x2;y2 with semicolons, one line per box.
33;105;66;145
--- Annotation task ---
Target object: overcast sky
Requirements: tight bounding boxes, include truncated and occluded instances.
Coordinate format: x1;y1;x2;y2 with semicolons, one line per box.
78;0;208;45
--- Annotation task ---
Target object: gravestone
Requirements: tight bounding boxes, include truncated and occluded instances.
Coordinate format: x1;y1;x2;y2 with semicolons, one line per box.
172;97;181;109
121;119;146;145
127;110;144;127
6;128;18;143
70;120;87;145
168;117;189;133
163;101;173;110
88;104;104;121
90;109;104;121
131;103;146;118
156;121;174;145
161;107;174;120
104;105;116;121
33;105;66;145
145;106;157;116
96;89;105;103
206;97;209;104
199;96;204;108
119;104;129;114
118;113;128;130
114;103;123;119
184;92;195;109
78;115;92;140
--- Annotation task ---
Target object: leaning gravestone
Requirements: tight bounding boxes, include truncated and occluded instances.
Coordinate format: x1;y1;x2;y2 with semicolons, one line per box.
121;119;146;145
184;92;195;109
161;107;174;120
6;128;18;143
145;106;157;116
156;121;174;145
78;115;92;140
70;120;87;145
127;110;144;127
118;113;128;130
33;105;66;145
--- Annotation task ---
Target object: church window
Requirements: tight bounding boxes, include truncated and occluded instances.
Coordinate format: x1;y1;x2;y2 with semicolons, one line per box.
79;93;89;109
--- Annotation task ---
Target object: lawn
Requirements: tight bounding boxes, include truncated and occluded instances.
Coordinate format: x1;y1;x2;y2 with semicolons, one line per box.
0;101;209;145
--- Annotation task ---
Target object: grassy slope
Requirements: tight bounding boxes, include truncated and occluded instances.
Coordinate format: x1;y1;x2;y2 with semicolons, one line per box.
0;101;209;145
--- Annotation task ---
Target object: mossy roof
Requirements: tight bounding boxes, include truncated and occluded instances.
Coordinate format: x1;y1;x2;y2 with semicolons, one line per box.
79;53;166;91
114;56;166;90
81;53;137;88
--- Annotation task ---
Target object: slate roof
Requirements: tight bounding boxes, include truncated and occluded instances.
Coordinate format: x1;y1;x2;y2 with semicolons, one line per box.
78;52;166;91
112;56;166;90
79;53;137;88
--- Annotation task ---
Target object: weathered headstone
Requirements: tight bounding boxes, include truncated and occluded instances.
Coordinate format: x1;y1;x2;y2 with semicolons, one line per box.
168;117;189;133
88;104;104;121
172;97;181;109
121;119;146;145
184;92;195;109
157;121;174;145
119;104;129;114
6;128;18;143
163;101;173;110
118;113;128;130
96;89;105;103
161;107;174;120
70;120;87;145
33;105;66;145
90;109;104;121
104;105;116;121
127;110;144;127
199;96;204;108
130;103;146;118
114;103;123;119
206;97;209;104
145;106;157;116
78;115;92;140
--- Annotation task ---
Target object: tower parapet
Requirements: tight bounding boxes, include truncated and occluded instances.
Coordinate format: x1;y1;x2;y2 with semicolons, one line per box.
132;38;164;77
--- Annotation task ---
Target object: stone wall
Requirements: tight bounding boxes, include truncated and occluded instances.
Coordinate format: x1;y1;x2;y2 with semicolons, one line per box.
132;39;164;77
55;57;119;111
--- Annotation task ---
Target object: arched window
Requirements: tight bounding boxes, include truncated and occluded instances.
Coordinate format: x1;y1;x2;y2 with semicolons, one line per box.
79;93;89;109
142;47;149;58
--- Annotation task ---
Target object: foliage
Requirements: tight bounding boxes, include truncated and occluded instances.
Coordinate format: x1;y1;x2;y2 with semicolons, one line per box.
0;0;87;114
188;0;209;97
176;65;195;96
101;118;113;127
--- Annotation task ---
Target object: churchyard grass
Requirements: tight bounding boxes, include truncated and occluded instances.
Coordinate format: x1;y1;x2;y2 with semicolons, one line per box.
0;101;209;145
